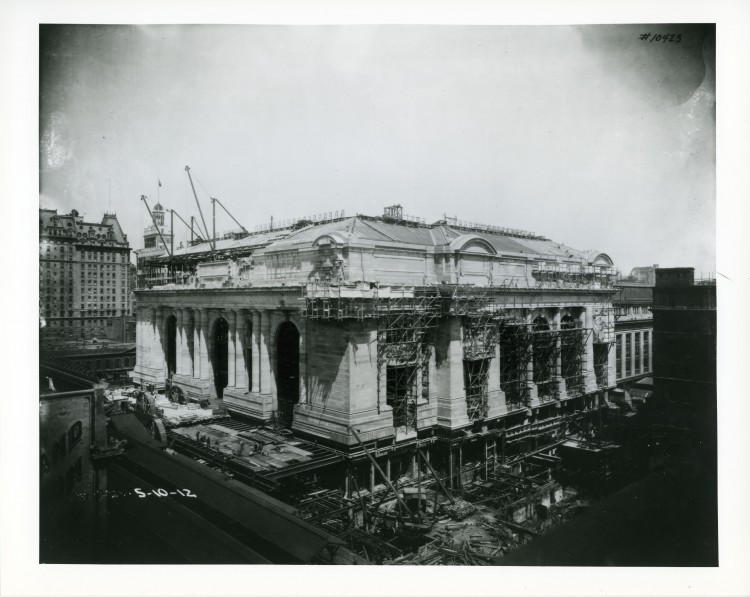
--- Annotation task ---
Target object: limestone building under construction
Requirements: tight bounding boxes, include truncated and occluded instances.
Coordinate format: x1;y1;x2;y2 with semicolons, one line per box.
133;205;617;490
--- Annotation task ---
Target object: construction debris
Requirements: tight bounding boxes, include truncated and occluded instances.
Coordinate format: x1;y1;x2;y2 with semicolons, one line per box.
444;499;476;521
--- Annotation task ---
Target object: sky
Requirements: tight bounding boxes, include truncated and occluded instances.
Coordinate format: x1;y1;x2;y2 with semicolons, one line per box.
39;24;716;275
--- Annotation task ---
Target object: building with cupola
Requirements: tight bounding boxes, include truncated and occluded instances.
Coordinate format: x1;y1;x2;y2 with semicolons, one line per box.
134;201;174;289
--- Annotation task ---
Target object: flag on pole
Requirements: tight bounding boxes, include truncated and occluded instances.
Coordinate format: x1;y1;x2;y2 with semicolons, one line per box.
158;179;162;187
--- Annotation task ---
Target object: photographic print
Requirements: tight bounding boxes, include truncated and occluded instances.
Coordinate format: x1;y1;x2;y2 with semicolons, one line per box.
38;23;717;567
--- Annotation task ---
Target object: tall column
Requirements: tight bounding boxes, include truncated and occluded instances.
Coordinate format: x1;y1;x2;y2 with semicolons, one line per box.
260;310;271;395
135;308;145;368
153;307;165;377
298;316;307;403
582;307;597;392
251;310;261;393
193;308;202;379
227;310;236;388
630;331;637;376
142;309;154;370
155;307;163;370
175;309;185;376
639;331;645;374
620;334;626;379
525;314;535;402
200;308;211;381
235;309;247;389
607;332;617;389
553;311;564;398
181;309;192;376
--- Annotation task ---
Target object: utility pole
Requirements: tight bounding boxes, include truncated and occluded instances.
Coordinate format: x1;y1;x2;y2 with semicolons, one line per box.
170;208;174;255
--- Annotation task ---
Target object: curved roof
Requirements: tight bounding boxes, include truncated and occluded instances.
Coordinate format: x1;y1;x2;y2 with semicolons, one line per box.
163;214;609;267
448;234;498;254
584;250;614;265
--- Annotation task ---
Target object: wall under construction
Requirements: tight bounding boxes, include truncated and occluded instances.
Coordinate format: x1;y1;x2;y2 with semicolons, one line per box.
130;209;620;561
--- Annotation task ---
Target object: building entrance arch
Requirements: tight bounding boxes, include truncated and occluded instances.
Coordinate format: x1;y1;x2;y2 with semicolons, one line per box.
212;317;229;398
560;314;585;396
276;321;300;427
532;315;555;399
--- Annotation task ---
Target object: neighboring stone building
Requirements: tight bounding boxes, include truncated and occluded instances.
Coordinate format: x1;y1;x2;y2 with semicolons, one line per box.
40;386;123;562
41;340;137;388
627;265;658;286
614;283;653;381
39;208;132;343
132;207;618;480
652;267;716;436
608;278;654;410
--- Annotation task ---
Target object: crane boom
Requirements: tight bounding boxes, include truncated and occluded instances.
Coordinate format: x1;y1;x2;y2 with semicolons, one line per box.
184;165;214;251
212;197;249;235
170;209;204;242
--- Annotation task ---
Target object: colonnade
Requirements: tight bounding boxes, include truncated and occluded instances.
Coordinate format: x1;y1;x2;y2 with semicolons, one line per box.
521;307;598;401
134;305;280;397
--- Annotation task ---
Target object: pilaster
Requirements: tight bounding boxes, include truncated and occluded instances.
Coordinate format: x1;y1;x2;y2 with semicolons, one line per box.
583;306;598;393
436;317;472;429
226;310;236;388
251;310;260;393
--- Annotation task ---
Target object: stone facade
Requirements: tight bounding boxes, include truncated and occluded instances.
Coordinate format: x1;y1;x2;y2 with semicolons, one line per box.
614;282;654;383
132;213;618;448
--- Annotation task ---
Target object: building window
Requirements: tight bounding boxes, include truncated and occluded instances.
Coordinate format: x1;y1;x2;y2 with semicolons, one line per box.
386;365;418;432
635;332;641;375
643;331;650;373
616;334;622;380
625;334;631;377
464;358;490;421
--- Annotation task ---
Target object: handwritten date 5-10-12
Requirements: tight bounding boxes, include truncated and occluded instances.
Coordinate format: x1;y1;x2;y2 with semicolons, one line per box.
639;33;681;43
134;488;197;498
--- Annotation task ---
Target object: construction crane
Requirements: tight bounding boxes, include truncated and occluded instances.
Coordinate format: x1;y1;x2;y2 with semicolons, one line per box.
212;196;249;239
170;208;205;245
185;165;215;252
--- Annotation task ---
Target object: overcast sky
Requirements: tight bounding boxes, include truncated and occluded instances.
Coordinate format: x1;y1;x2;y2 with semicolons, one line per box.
39;24;715;275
